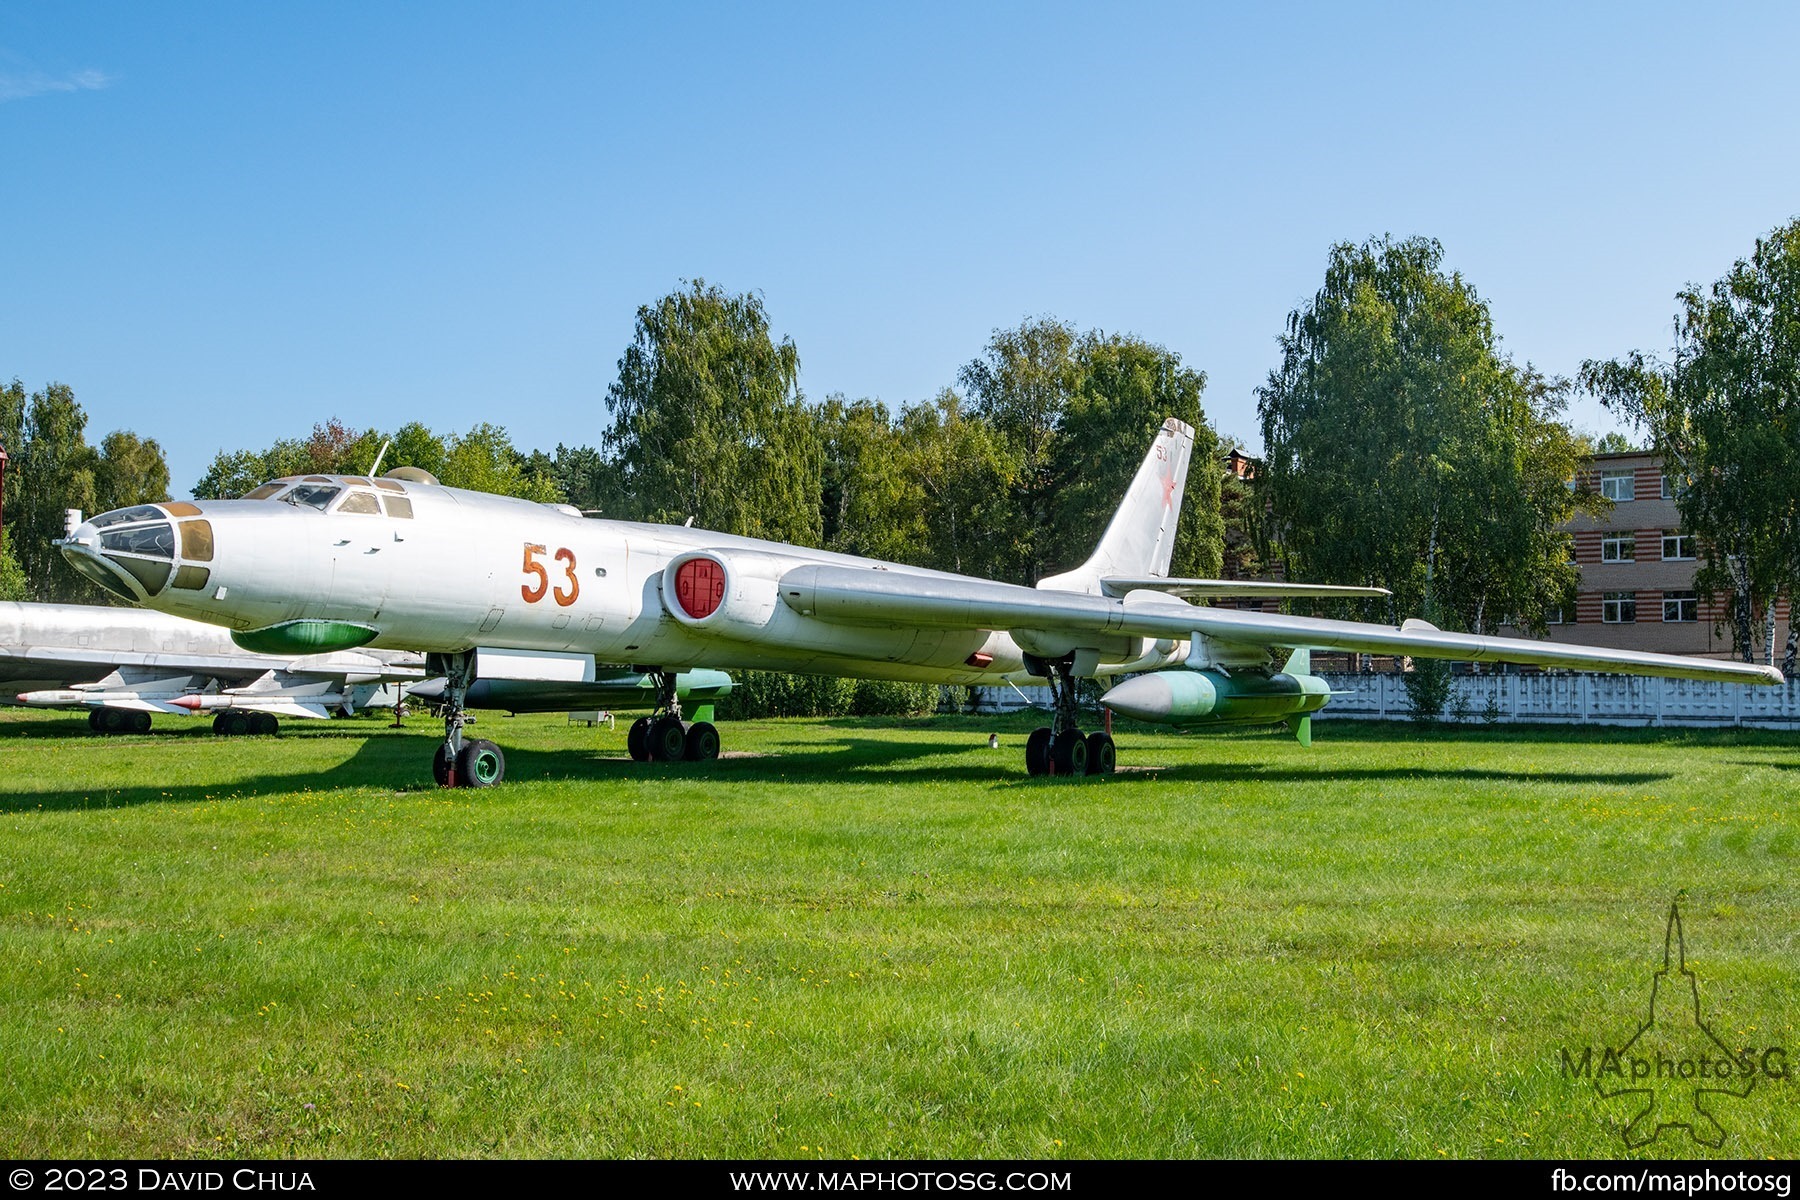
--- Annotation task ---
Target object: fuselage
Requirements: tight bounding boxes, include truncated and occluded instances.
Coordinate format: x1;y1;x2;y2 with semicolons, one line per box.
60;475;1177;686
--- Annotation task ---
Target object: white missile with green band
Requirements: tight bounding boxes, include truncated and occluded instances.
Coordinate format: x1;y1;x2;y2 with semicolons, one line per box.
59;420;1782;787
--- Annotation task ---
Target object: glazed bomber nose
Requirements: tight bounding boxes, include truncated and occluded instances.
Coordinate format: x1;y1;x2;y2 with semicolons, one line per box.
57;503;217;601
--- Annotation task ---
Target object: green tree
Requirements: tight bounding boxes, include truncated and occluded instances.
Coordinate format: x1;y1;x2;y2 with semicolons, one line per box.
893;390;1009;575
1580;217;1800;666
960;319;1224;584
1218;437;1269;580
0;531;26;601
818;396;927;562
1258;236;1596;634
197;421;562;503
10;383;98;601
549;443;624;515
440;423;562;502
385;421;450;480
958;317;1081;583
605;280;822;544
94;430;171;515
1058;331;1222;579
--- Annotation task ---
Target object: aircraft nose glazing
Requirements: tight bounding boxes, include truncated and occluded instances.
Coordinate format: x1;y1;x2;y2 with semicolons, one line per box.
56;507;183;601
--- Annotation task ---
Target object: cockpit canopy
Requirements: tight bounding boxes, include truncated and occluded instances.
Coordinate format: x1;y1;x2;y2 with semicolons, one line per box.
238;477;413;519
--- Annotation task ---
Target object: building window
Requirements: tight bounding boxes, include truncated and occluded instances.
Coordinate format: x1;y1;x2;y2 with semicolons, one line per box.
1601;534;1636;563
1601;471;1635;502
1603;592;1637;623
1661;530;1695;560
1546;607;1566;625
1662;590;1698;623
1661;474;1688;500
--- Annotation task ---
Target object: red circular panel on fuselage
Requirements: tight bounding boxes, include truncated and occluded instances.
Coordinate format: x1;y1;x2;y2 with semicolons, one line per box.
673;558;726;619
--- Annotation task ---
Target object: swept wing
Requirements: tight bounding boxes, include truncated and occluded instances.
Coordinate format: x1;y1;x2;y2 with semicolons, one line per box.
780;564;1781;685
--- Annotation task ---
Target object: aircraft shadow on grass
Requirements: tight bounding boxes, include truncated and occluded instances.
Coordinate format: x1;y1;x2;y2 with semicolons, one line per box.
0;724;1670;812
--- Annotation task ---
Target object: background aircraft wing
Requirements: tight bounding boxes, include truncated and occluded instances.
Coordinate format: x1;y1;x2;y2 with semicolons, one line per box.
779;564;1783;685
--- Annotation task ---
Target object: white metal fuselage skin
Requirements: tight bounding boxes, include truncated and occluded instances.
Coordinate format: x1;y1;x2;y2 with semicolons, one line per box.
66;481;1167;685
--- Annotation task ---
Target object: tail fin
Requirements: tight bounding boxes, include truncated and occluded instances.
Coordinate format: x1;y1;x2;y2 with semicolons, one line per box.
1037;417;1194;594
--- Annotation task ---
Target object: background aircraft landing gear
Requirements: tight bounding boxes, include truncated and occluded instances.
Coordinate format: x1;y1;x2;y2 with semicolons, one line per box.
428;650;505;788
1024;657;1115;778
91;709;151;734
211;712;280;736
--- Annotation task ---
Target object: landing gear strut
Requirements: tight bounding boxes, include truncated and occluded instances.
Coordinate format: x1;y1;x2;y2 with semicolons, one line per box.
1023;655;1114;778
429;650;504;788
626;671;720;763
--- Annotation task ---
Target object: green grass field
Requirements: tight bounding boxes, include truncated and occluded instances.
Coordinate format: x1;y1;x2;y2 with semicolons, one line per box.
0;707;1794;1159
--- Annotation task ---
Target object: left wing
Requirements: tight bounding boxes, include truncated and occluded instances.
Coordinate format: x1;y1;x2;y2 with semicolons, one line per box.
779;564;1783;685
1100;576;1391;601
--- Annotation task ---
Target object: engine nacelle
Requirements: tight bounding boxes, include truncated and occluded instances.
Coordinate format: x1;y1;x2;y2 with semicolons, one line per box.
660;550;785;638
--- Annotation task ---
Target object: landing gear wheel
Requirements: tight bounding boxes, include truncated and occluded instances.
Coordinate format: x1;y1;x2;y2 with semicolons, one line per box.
222;712;251;737
648;716;688;762
432;742;454;787
1025;726;1053;776
627;716;652;762
1051;731;1088;777
455;739;505;788
212;713;226;735
128;711;152;734
250;713;280;736
101;708;127;733
88;709;106;732
684;720;720;761
1084;731;1115;776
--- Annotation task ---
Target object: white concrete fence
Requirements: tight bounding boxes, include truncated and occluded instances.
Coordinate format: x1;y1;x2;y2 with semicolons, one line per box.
964;674;1800;730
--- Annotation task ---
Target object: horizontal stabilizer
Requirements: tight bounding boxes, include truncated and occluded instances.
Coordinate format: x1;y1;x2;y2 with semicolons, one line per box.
1102;577;1391;601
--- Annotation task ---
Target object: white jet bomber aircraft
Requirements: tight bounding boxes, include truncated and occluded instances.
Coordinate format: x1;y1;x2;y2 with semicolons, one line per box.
58;420;1782;787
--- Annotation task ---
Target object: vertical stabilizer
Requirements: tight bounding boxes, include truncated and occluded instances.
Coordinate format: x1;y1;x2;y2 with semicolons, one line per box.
1037;417;1194;594
1282;648;1311;675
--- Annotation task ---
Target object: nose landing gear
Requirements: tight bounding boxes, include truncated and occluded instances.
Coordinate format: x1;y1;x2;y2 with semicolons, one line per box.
429;650;506;788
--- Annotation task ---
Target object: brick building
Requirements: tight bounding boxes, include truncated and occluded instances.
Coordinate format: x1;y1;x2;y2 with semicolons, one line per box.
1508;448;1789;661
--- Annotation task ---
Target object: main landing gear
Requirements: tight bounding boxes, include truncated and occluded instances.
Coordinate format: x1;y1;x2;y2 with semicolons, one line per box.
428;650;505;789
1023;656;1115;778
626;671;720;763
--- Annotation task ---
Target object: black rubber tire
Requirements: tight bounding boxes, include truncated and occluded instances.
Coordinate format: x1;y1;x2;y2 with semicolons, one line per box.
627;716;652;762
223;712;251;737
432;742;454;787
251;713;280;736
100;708;127;733
1084;731;1116;776
684;720;721;761
456;739;505;788
648;716;688;762
129;711;152;734
1024;726;1053;776
88;709;106;732
212;713;226;735
1051;731;1088;777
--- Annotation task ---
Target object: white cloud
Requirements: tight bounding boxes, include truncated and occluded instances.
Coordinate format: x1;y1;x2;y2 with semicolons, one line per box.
0;67;112;102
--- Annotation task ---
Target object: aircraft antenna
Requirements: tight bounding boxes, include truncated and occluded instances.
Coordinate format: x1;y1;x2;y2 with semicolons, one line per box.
369;439;392;477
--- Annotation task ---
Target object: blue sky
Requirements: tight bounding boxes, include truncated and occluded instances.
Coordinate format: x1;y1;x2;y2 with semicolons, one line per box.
4;3;1798;496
